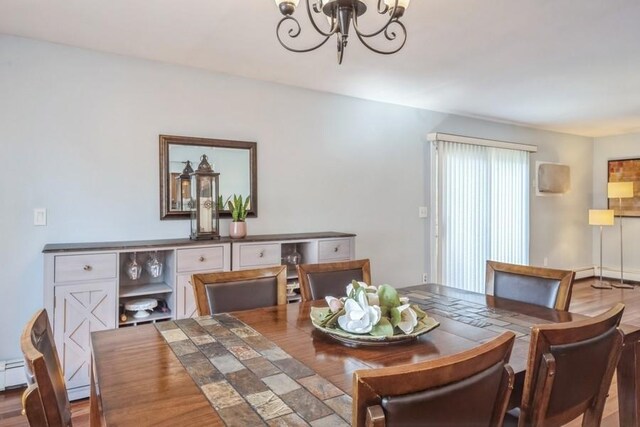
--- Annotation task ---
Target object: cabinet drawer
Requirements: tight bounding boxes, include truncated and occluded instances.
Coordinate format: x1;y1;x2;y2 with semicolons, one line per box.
177;246;225;273
54;253;117;283
318;239;351;261
237;244;281;269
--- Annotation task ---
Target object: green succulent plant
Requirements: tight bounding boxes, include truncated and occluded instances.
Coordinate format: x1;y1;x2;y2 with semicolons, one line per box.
228;194;250;222
217;195;231;211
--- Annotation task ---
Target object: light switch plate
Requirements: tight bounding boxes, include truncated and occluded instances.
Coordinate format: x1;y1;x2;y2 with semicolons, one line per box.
34;208;47;226
418;206;428;218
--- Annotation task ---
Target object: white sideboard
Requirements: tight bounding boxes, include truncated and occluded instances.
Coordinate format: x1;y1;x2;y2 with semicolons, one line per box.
42;232;355;399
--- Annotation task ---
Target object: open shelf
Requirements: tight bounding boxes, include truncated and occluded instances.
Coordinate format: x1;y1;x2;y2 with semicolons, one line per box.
119;310;173;326
287;294;302;303
119;282;172;298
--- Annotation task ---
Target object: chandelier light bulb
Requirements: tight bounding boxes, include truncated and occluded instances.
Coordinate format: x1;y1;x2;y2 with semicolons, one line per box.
383;0;410;18
275;0;300;16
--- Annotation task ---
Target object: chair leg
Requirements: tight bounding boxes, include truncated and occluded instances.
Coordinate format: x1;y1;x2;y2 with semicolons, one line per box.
365;405;386;427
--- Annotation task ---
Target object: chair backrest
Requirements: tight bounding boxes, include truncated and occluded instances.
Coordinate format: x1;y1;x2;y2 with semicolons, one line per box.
353;332;516;427
20;309;72;427
192;266;287;316
297;259;371;302
486;260;575;311
22;384;48;426
519;303;625;427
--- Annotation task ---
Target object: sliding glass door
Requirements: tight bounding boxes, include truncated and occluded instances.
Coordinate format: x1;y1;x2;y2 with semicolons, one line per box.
433;139;530;293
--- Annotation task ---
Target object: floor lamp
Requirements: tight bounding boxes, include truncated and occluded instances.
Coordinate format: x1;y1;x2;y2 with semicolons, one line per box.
608;181;635;289
589;209;614;289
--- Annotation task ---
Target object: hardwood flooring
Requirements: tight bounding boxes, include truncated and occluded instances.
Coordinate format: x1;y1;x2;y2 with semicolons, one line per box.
1;278;639;427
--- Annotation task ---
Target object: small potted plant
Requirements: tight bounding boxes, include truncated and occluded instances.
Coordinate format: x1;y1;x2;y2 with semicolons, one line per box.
228;194;250;239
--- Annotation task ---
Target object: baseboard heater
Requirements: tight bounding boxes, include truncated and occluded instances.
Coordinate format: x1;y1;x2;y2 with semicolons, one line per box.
574;266;595;280
0;359;26;391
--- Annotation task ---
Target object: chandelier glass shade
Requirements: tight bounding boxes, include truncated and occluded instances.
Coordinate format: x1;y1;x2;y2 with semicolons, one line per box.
274;0;410;64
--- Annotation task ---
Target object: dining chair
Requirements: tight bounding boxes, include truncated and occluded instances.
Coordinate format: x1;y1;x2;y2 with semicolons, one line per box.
191;266;287;315
510;303;625;427
353;332;516;427
486;260;575;311
20;309;73;427
297;259;371;302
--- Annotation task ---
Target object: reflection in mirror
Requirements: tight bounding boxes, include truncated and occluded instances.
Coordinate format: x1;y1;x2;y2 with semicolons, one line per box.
159;135;257;220
168;145;250;212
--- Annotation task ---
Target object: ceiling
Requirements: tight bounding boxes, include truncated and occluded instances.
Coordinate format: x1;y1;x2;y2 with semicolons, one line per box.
1;0;639;137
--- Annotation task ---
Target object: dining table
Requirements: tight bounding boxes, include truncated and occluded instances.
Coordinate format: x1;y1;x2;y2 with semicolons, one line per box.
89;283;640;427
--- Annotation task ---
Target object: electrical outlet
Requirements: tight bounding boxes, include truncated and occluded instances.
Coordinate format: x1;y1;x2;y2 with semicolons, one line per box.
418;207;428;218
543;257;548;267
422;273;428;284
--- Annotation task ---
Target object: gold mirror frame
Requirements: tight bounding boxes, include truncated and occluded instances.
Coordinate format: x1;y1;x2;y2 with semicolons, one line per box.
159;135;257;220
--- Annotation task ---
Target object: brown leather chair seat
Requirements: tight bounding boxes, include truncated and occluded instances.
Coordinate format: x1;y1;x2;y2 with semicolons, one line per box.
297;259;371;301
486;261;575;311
511;303;625;426
191;266;287;315
353;332;516;427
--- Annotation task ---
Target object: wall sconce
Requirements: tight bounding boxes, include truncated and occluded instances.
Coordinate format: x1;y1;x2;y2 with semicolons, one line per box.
190;155;220;240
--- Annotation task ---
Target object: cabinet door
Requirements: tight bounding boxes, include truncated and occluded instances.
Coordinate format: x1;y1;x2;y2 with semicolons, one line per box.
54;281;116;391
176;274;198;319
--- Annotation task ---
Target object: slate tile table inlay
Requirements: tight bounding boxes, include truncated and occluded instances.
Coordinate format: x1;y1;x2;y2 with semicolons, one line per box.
400;287;556;341
156;315;353;426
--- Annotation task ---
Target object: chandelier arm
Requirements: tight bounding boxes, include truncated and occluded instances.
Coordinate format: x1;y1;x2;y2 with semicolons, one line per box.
353;20;407;55
305;0;339;37
377;0;390;14
276;16;332;53
352;0;399;38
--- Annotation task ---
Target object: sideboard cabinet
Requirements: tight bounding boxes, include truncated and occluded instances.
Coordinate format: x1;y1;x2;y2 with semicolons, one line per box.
43;232;355;399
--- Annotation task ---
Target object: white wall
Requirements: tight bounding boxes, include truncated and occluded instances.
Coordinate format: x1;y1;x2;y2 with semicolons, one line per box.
592;133;640;279
0;35;593;361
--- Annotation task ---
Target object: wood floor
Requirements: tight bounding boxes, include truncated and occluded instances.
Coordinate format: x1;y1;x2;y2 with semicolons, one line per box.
1;278;639;427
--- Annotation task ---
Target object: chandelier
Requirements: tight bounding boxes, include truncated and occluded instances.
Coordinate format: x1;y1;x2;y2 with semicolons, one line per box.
273;0;411;64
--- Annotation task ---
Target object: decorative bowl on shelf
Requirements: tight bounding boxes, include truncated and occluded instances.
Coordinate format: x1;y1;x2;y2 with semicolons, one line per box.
310;281;439;347
124;298;158;319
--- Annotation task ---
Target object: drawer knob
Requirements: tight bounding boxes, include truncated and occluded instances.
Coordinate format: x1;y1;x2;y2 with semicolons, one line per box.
83;265;93;271
259;250;265;258
334;246;339;253
199;256;205;262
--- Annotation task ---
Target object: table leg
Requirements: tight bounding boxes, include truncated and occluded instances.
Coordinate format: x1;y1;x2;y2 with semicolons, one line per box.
617;332;640;426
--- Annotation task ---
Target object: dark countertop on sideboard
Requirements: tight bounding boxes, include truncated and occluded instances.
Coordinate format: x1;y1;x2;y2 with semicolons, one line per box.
42;232;356;253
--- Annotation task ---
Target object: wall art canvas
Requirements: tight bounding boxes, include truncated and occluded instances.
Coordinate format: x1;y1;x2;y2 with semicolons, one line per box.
608;158;640;217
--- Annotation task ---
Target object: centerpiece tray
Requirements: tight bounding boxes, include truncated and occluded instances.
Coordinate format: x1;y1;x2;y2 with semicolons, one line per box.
310;306;440;347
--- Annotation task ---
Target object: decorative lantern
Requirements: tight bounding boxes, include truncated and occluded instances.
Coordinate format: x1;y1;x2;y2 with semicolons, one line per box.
176;160;193;211
190;155;220;240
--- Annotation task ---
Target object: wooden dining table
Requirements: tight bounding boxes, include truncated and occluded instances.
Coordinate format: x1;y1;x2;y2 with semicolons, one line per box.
89;284;640;426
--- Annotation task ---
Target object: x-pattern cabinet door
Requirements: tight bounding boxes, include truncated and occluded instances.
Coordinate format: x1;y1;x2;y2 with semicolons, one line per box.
177;274;204;319
54;281;116;390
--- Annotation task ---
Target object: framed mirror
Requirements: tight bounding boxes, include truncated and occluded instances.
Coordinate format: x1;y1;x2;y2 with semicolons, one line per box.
159;135;257;220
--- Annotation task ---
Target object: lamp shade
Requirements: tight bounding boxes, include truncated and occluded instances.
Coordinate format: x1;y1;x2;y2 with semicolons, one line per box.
589;209;614;226
608;182;634;199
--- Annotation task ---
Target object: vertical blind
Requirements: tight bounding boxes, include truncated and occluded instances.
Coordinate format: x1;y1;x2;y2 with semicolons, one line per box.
437;141;530;293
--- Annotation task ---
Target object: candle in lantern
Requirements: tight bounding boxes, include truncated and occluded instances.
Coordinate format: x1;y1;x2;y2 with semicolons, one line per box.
199;197;213;233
